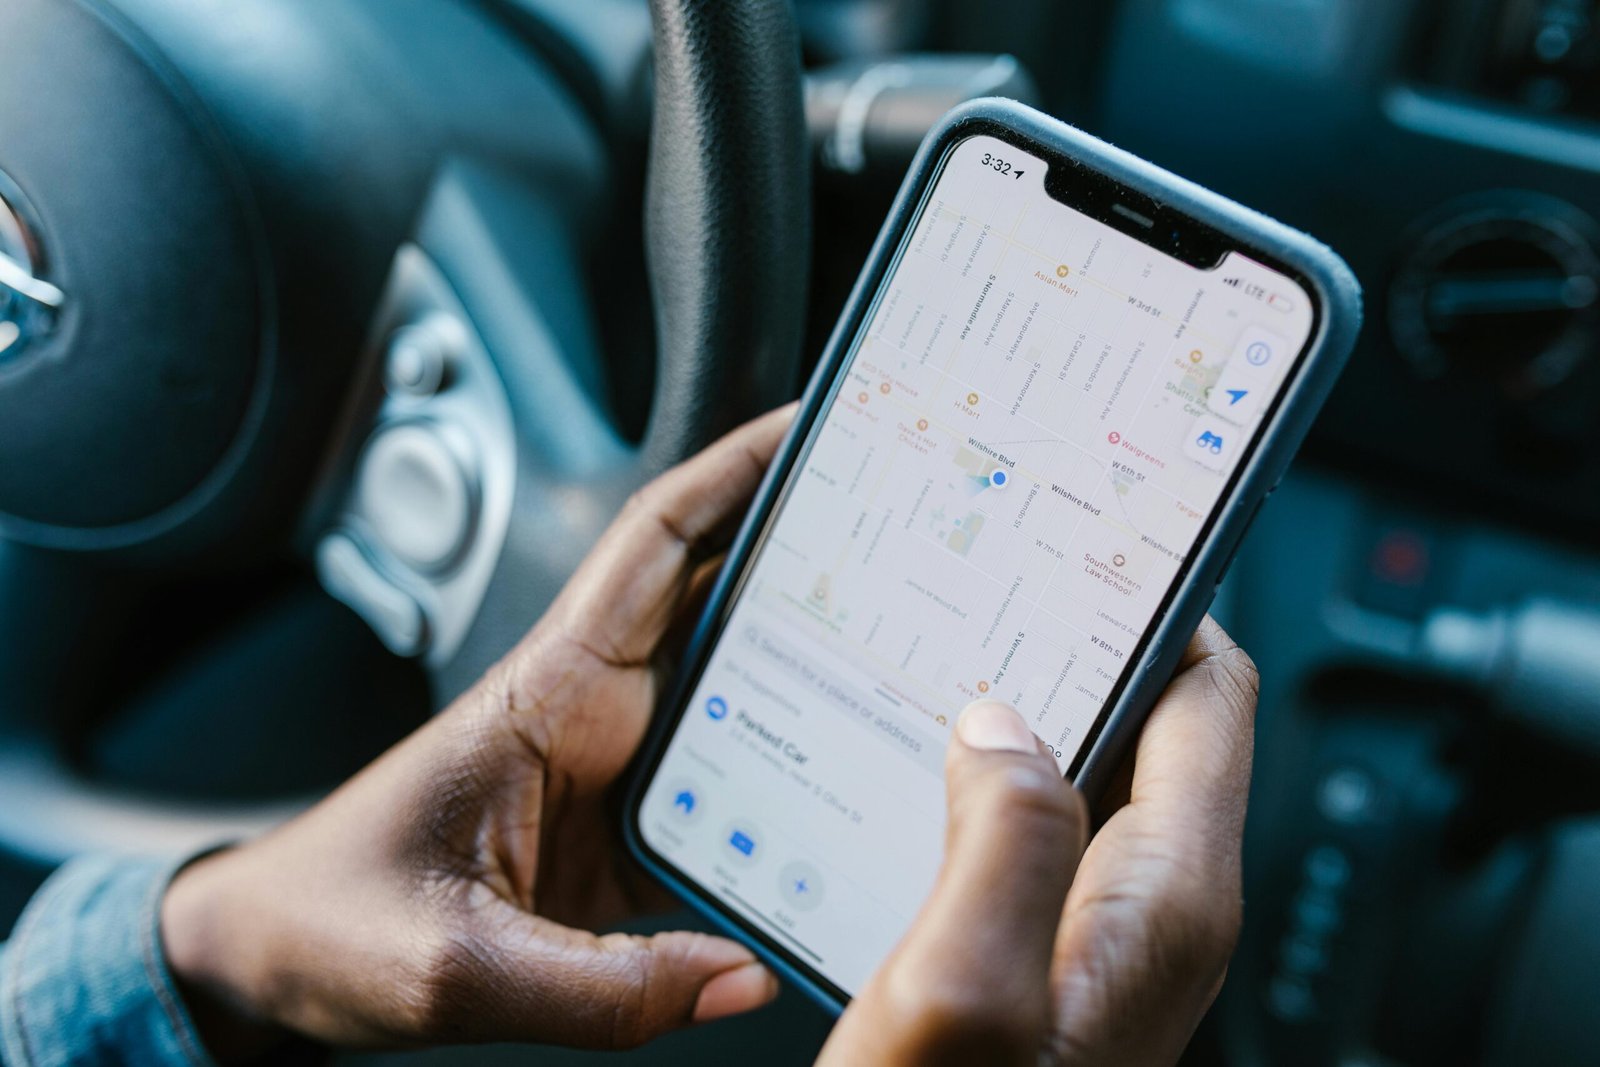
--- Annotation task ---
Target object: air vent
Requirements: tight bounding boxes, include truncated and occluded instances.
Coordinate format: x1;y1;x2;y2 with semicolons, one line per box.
1389;194;1600;396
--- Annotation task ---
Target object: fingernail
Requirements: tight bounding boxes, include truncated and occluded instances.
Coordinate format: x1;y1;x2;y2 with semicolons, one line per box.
692;961;779;1023
957;700;1038;753
696;936;759;970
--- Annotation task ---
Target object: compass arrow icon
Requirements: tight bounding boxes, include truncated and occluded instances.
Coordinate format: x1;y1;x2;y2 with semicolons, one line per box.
1226;388;1248;406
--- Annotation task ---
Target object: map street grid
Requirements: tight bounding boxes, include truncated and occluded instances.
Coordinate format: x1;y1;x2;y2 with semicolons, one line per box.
739;136;1310;765
641;133;1315;993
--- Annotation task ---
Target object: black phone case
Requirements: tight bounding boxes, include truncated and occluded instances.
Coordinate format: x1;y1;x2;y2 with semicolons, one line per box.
623;97;1363;1014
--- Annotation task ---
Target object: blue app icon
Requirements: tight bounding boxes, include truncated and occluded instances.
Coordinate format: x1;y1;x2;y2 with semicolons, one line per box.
705;695;728;721
1226;388;1248;406
778;860;825;911
729;830;756;857
1196;430;1225;454
664;779;703;824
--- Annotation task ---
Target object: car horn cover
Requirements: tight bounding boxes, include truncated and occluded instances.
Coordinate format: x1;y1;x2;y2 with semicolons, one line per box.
0;0;268;544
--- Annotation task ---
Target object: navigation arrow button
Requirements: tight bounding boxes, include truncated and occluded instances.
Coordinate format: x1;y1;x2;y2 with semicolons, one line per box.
1208;360;1266;424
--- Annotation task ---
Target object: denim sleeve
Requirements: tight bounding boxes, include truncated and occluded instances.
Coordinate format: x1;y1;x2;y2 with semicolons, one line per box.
0;854;215;1067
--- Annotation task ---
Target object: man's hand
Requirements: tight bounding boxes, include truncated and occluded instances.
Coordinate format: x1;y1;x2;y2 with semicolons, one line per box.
160;407;797;1056
818;619;1258;1067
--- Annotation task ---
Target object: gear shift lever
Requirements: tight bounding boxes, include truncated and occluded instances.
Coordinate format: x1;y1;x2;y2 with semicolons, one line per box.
1420;599;1600;759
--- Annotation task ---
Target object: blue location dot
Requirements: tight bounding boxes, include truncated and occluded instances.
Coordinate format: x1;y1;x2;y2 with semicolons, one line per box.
989;470;1008;489
705;695;728;721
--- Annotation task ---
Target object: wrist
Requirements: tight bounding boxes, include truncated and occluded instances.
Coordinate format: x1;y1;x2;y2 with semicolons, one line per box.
161;848;299;1062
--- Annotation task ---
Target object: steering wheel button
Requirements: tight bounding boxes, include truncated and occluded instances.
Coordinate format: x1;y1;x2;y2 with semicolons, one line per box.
316;534;429;657
1279;934;1330;976
1291;888;1343;936
1304;844;1352;889
1267;975;1318;1022
1316;765;1382;825
356;423;476;573
384;320;454;398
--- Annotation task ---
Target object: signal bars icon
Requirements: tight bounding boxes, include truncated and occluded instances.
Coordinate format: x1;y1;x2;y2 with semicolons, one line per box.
1223;276;1243;288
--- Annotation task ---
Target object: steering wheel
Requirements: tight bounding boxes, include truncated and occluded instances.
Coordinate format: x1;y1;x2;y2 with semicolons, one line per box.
0;0;808;864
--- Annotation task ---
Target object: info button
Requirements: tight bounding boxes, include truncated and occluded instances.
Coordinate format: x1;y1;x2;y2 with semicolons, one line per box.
1229;325;1290;379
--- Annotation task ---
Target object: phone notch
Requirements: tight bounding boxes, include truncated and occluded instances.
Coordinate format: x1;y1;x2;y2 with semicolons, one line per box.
1042;155;1229;269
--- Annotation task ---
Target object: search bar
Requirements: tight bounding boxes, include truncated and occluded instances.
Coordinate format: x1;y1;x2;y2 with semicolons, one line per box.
733;621;947;777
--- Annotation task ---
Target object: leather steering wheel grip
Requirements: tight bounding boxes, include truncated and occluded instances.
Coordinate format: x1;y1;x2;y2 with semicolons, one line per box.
0;0;810;867
641;0;811;470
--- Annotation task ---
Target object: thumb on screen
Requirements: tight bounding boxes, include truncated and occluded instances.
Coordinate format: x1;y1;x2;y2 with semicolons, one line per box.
825;701;1087;1066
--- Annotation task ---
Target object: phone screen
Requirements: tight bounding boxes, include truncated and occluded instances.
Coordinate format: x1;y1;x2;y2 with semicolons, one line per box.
637;132;1316;998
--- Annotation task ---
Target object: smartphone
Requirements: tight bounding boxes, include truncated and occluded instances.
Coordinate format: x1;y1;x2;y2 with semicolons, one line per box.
626;99;1361;1010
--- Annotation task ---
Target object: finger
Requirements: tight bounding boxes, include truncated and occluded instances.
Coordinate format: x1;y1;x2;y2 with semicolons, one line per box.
822;701;1087;1066
1091;748;1134;830
1127;615;1258;866
658;551;730;668
1080;613;1248;828
1045;618;1257;1066
930;702;1090;997
448;917;778;1049
549;404;796;665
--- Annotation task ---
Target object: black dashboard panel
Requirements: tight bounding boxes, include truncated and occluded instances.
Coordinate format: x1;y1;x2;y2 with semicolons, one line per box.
1097;0;1600;545
1083;5;1600;1067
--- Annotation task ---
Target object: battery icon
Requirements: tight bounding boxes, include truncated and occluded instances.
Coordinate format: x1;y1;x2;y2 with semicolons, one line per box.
1268;292;1296;313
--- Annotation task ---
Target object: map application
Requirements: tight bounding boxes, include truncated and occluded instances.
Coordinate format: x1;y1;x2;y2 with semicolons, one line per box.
640;134;1316;995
